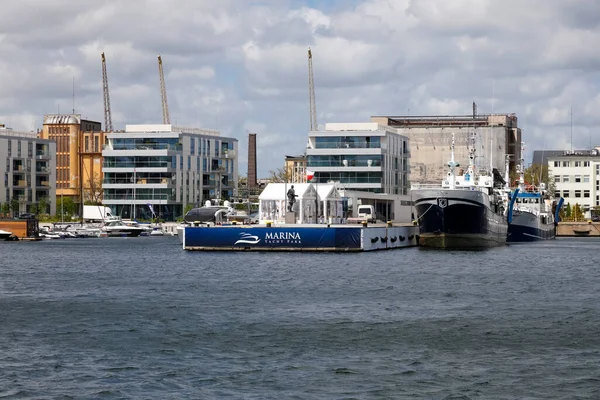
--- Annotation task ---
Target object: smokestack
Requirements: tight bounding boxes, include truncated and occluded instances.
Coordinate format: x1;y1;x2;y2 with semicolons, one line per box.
248;133;257;189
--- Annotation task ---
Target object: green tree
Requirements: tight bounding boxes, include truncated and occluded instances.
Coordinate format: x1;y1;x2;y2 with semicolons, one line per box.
267;167;290;183
564;203;572;219
1;202;10;216
37;197;48;215
57;196;77;220
524;163;555;198
10;198;19;217
572;203;585;221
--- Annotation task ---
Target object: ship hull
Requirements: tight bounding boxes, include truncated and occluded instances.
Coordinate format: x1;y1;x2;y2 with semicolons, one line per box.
507;211;556;242
413;189;508;249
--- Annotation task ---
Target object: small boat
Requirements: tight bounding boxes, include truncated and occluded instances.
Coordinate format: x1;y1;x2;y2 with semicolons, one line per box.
506;143;564;242
150;228;165;236
0;229;14;240
573;229;590;236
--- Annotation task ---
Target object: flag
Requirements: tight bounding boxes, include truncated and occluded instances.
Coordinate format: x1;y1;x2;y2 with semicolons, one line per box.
147;203;156;217
306;170;314;182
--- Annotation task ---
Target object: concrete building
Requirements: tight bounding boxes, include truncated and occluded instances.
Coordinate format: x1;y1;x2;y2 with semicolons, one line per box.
547;147;600;216
38;114;106;205
102;124;238;221
285;154;307;183
306;122;410;195
0;126;56;215
371;114;522;184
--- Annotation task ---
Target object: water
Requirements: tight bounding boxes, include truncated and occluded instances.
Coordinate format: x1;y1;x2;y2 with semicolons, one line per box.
1;237;600;399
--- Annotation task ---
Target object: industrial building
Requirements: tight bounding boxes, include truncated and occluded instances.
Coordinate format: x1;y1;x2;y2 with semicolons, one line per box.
101;124;238;221
371;114;522;184
38;114;106;205
0;125;56;216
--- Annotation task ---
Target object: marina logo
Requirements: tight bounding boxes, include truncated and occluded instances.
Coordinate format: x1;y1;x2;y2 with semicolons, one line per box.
264;231;302;245
234;232;261;245
437;198;448;208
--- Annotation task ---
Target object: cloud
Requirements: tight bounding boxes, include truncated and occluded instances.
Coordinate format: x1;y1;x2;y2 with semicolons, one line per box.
1;0;600;175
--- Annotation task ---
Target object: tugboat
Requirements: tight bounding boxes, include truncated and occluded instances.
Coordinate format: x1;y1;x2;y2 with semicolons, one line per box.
411;132;508;248
506;142;564;242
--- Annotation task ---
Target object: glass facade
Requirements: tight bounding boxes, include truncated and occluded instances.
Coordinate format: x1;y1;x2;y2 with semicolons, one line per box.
315;136;381;149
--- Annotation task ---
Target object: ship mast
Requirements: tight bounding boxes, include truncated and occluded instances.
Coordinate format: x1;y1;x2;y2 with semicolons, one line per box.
504;154;511;191
517;141;525;190
448;133;458;189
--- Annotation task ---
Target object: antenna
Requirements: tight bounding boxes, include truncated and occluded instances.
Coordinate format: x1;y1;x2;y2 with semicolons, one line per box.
491;80;495;114
72;76;75;114
570;105;573;151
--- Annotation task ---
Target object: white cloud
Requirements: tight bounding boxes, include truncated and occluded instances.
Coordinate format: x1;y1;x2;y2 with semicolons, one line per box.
1;0;600;175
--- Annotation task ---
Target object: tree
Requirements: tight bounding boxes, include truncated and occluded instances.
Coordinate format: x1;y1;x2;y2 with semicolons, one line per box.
572;203;585;221
10;198;19;217
57;196;77;221
267;167;290;183
37;197;48;215
524;163;555;198
1;203;10;216
84;172;103;204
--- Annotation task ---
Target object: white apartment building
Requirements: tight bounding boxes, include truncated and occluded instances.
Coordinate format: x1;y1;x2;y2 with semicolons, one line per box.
102;124;238;221
0;126;56;215
306;122;410;195
548;147;600;216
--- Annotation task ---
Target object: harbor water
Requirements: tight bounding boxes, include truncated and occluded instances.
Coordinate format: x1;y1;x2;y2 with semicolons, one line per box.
1;237;600;399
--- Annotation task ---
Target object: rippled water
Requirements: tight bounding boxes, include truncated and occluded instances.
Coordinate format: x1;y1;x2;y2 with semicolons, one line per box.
1;237;600;399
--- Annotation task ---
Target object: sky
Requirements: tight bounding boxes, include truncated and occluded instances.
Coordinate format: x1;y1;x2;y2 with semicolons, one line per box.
1;0;599;177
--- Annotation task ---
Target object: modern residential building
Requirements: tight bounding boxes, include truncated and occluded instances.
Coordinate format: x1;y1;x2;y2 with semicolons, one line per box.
102;124;238;221
306;122;410;195
285;154;307;183
547;147;600;216
248;133;257;189
371;114;522;184
0;125;56;215
38;114;106;205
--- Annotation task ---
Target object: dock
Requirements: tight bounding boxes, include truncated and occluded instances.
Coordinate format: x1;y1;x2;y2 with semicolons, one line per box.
556;222;600;237
183;223;419;252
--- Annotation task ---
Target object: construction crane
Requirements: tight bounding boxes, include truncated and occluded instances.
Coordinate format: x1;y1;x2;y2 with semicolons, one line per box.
308;47;317;131
158;55;171;125
101;52;113;132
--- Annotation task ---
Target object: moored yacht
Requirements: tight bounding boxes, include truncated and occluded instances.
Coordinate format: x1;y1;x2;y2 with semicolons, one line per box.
101;219;145;237
0;229;14;240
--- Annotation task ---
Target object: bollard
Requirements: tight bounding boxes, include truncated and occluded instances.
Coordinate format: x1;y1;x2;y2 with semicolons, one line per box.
387;221;392;227
266;221;272;228
362;220;368;228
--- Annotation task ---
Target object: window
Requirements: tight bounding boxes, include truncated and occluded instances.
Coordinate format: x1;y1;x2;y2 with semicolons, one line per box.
574;161;581;167
554;161;560;167
94;137;99;152
584;175;590;183
563;161;570;167
555;191;561;198
584;161;590;167
554;176;561;183
563;175;570;183
575;190;582;198
584;190;590;198
85;136;89;152
563;190;570;198
575;175;581;183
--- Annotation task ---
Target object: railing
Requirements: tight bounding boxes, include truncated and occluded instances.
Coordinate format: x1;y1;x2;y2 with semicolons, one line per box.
102;194;176;201
106;143;182;151
103;162;172;168
103;177;172;185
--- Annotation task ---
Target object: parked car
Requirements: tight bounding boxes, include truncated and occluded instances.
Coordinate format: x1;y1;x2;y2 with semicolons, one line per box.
592;215;600;222
249;212;259;224
18;213;36;219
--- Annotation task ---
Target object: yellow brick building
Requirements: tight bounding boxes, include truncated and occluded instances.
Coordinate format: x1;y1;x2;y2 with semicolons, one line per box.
38;114;106;205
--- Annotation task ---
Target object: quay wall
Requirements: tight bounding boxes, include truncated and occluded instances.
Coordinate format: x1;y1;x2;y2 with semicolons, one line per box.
556;222;600;237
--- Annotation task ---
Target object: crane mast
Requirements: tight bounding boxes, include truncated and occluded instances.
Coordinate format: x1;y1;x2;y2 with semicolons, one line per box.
308;48;317;131
158;55;171;125
101;52;113;132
